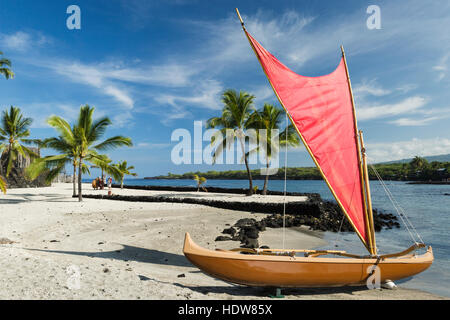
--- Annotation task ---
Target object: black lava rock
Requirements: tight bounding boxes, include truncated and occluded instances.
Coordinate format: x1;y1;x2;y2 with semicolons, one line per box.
215;236;233;241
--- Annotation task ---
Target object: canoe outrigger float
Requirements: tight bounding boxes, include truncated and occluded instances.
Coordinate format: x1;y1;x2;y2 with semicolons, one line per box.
183;8;433;288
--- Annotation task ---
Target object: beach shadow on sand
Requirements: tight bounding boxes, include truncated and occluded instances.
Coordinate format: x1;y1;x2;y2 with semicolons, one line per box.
24;244;192;267
23;244;373;298
173;283;370;297
0;192;76;204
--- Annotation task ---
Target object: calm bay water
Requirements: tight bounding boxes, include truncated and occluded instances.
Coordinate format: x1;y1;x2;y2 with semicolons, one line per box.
121;178;449;297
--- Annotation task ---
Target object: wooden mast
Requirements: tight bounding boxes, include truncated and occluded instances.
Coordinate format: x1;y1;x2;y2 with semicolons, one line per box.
359;130;377;255
340;45;376;256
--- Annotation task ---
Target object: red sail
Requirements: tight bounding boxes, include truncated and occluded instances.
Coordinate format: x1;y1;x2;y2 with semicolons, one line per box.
246;31;368;245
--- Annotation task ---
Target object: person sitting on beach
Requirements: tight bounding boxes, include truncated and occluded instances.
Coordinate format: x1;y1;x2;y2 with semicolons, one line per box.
92;178;98;190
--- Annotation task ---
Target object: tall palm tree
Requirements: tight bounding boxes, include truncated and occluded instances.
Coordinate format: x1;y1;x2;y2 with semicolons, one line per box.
249;103;300;195
27;105;132;200
0;51;14;80
74;105;132;200
0;106;39;177
113;160;137;189
206;89;256;195
0;51;14;193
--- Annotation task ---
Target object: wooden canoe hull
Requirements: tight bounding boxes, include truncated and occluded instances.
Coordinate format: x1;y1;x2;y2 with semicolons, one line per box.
183;233;433;287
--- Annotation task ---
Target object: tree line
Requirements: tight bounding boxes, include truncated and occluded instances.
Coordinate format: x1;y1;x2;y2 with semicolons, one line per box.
157;157;449;182
0;50;136;200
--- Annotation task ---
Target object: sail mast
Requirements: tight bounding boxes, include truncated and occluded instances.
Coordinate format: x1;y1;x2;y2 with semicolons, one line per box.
359;130;377;255
340;46;376;255
236;8;371;251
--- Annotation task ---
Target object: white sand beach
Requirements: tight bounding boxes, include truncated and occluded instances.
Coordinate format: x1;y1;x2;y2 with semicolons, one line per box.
0;183;446;300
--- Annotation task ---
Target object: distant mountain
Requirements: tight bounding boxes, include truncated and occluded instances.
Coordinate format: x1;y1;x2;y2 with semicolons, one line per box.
380;154;450;164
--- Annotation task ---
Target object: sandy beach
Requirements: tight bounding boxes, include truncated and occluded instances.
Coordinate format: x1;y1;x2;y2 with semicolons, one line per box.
0;183;445;300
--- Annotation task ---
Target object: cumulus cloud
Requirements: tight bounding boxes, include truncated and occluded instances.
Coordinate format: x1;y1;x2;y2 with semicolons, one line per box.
367;137;450;163
357;96;428;121
0;31;49;52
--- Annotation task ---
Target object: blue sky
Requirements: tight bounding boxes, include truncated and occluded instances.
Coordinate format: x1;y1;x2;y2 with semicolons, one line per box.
0;0;449;177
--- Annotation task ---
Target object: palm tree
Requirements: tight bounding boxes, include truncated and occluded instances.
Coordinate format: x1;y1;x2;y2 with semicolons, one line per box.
206;89;256;195
113;160;137;189
26;132;88;197
27;105;132;200
248;104;300;195
73;105;133;200
0;51;14;193
27;115;88;196
193;174;207;192
410;156;428;171
0;106;39;177
0;51;14;80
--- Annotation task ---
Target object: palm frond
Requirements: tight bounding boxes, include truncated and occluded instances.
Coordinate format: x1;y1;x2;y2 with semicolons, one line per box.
93;136;132;151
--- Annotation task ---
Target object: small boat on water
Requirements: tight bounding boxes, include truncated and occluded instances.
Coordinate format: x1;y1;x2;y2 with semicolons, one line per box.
183;8;433;288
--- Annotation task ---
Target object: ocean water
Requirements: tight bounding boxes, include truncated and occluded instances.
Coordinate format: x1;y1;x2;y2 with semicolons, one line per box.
120;178;450;297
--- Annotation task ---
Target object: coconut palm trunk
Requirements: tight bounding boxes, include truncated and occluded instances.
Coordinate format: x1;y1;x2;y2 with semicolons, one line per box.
263;161;270;195
238;135;253;195
78;158;83;201
73;163;77;196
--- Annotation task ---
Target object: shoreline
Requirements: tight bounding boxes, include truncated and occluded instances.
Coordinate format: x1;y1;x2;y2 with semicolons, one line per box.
0;183;446;299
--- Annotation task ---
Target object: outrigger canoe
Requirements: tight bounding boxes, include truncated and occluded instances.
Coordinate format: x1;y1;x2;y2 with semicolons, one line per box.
184;233;433;287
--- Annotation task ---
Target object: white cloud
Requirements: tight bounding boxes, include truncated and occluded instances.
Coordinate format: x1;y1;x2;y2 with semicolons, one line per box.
367;137;450;163
353;79;392;99
357;96;427;121
34;59;202;112
136;142;170;149
389;117;440;126
106;64;197;87
154;80;224;123
0;32;31;51
433;53;449;81
45;61;135;109
14;102;80;129
0;31;49;52
104;86;134;109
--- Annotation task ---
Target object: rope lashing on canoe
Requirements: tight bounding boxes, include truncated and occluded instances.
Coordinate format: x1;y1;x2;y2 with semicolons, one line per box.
368;159;425;245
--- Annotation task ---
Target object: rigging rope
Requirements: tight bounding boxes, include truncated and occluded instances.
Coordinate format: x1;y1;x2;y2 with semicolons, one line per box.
332;214;345;248
282;111;288;249
368;158;424;245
